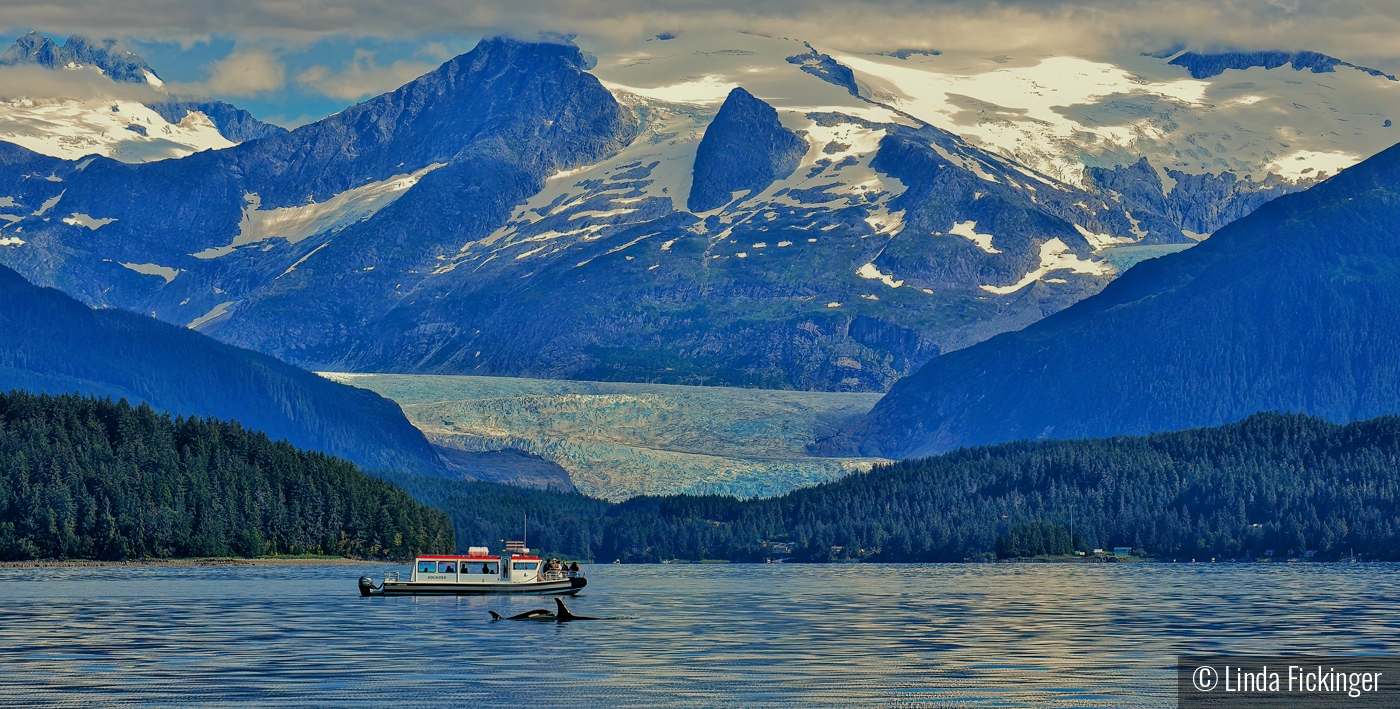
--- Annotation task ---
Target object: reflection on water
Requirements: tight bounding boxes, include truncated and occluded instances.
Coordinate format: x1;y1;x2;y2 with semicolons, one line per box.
2;563;1398;707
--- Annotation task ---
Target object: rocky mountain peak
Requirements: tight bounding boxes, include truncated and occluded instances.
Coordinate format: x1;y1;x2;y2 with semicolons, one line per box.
0;32;160;84
687;87;807;211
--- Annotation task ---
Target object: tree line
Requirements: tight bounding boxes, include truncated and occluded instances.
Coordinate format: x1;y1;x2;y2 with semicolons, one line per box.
0;390;454;560
395;412;1400;563
11;393;1399;565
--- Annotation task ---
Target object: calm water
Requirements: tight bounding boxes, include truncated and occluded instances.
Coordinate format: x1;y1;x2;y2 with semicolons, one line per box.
2;563;1399;707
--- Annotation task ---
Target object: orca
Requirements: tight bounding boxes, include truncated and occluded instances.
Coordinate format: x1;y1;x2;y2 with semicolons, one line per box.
488;598;598;622
488;608;556;622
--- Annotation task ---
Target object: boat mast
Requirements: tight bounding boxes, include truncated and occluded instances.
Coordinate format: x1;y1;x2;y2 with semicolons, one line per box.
524;512;528;551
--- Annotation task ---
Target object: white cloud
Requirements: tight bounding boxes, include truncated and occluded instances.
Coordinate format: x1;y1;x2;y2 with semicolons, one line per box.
0;64;165;101
3;1;1399;82
296;49;435;100
171;49;285;97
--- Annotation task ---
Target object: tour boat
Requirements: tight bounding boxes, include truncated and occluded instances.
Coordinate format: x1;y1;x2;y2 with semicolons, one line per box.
358;546;586;596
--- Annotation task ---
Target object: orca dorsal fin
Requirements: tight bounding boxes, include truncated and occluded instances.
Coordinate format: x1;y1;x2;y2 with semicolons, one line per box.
554;597;576;621
489;611;504;621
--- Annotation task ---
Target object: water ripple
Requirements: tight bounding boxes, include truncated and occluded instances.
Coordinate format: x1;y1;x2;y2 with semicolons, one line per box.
2;563;1397;707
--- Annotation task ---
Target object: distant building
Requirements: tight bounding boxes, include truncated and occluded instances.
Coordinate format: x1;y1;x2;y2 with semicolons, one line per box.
505;540;529;553
1113;547;1132;557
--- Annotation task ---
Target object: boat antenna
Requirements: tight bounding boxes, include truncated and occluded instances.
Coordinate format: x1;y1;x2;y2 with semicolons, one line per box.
524;512;528;550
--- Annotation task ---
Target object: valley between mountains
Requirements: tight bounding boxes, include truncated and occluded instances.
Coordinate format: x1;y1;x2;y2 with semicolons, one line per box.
4;30;1400;503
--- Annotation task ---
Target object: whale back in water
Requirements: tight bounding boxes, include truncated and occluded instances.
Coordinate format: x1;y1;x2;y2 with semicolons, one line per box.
488;598;598;622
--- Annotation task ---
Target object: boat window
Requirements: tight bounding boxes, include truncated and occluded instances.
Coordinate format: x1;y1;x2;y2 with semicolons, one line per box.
475;562;499;575
512;562;539;571
438;562;457;574
418;561;436;574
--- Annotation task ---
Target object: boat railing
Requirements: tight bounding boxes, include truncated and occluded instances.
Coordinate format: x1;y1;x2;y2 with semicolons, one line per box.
539;569;583;582
383;571;400;584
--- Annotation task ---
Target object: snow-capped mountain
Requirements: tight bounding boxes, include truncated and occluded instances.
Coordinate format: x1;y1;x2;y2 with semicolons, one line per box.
2;32;1398;392
0;32;285;163
831;46;1398;199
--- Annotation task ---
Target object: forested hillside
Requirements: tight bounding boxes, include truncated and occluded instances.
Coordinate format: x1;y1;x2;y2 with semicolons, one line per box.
608;412;1400;562
378;471;608;560
390;413;1400;563
0;265;446;475
0;391;455;560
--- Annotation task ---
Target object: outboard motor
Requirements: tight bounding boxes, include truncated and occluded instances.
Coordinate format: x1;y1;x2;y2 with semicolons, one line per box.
358;576;377;597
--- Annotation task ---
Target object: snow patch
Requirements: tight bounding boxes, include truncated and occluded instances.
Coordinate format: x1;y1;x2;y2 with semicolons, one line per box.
856;262;904;288
598;75;739;105
1266;150;1359;182
0;97;233;163
278;241;331;278
948;220;1001;254
188;301;235;329
120;262;179;283
1073;223;1133;250
0;236;24;247
193;163;444;259
62;213;116;230
33;191;63;216
980;238;1112;294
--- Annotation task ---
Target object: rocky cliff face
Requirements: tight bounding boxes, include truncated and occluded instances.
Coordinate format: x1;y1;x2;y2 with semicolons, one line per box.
687;87;807;211
148;101;288;142
0;32;159;84
1085;158;1298;236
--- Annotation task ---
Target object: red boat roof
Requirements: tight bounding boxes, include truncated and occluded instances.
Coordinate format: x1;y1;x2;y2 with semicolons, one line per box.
416;554;541;561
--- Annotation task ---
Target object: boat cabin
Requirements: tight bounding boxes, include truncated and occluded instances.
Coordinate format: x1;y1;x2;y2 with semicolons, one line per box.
361;546;586;596
408;544;576;585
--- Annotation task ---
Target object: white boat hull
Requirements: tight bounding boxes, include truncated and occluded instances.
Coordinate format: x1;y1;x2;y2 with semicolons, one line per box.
362;576;586;596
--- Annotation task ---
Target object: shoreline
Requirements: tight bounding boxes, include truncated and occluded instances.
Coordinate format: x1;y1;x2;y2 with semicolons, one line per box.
0;557;405;568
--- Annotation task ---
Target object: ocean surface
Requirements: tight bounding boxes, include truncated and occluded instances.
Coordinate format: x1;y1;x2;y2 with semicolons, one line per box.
2;562;1398;707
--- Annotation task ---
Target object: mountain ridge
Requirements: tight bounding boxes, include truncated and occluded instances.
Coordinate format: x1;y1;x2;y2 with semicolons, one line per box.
0;263;448;475
832;139;1400;458
3;32;1398;393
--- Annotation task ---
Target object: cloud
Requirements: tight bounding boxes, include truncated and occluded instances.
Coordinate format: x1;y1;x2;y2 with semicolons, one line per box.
0;64;166;101
2;1;1400;72
169;49;285;97
296;49;434;100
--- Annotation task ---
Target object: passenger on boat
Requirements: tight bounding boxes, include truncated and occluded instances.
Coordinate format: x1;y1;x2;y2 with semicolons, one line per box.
481;563;492;574
569;561;581;577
